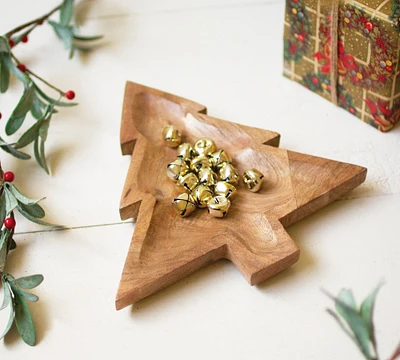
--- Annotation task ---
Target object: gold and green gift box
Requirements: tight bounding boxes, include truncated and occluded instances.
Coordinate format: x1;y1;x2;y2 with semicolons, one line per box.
283;0;400;132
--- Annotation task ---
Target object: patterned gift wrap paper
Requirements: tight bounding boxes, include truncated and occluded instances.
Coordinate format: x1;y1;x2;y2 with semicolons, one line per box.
283;0;400;132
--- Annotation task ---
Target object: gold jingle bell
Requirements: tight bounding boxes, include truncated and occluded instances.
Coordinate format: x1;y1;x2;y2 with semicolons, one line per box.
167;158;190;181
177;172;199;192
209;149;232;168
172;193;197;217
243;168;264;192
177;143;196;163
214;181;237;200
219;163;239;185
198;168;217;187
163;125;182;148
194;138;216;156
192;184;214;208
207;196;231;218
190;155;212;173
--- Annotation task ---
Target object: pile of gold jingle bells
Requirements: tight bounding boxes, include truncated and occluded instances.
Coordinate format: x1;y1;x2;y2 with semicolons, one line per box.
163;125;264;218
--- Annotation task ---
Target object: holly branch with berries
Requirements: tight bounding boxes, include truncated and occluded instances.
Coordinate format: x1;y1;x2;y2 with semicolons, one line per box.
0;0;101;346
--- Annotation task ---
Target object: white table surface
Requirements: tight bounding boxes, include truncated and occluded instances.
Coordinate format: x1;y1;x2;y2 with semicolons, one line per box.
1;0;399;358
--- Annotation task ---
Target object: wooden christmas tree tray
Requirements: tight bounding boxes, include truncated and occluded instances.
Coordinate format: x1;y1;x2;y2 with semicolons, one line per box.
116;81;367;310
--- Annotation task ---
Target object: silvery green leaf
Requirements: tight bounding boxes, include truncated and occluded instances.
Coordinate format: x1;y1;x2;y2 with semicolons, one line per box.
39;118;51;141
38;106;53;141
14;119;42;149
31;92;46;119
34;137;49;174
7;183;42;205
18;202;45;219
0;142;31;159
0;230;9;273
13;289;36;346
12;274;43;290
0;299;15;340
0;54;10;93
360;284;383;340
327;291;373;359
18;290;39;303
6;83;35;135
4;187;18;213
0;278;12;310
73;34;103;41
0;36;8;52
17;205;57;226
0;192;6;224
337;289;357;312
34;82;77;107
60;0;74;26
48;20;73;51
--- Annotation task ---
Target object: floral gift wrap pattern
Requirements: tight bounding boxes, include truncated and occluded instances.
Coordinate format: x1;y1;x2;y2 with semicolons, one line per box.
283;0;400;132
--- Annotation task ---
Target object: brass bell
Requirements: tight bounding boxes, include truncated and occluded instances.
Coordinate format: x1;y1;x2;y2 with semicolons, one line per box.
219;163;239;185
172;193;197;217
192;184;214;208
198;168;217;187
163;125;182;148
243;168;264;192
214;181;237;200
194;138;216;156
177;143;196;163
177;172;199;192
207;196;231;218
167;158;190;181
209;149;232;168
190;155;212;173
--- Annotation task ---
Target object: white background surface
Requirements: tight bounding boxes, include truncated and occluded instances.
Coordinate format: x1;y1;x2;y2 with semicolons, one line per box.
0;0;399;359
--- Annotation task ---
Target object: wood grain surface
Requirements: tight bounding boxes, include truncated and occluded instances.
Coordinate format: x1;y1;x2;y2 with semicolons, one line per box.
116;81;367;310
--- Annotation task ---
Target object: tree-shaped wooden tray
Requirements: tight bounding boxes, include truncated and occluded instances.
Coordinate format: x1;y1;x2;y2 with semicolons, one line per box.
116;81;367;310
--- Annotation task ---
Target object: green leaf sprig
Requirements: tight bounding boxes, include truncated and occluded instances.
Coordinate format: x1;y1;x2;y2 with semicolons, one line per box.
0;0;100;346
1;274;43;346
0;0;102;171
325;284;400;360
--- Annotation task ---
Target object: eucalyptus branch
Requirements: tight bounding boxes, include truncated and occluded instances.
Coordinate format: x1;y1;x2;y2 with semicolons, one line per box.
5;4;62;38
0;0;101;346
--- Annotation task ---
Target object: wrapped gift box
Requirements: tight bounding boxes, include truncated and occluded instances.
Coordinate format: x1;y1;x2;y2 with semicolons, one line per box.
283;0;400;132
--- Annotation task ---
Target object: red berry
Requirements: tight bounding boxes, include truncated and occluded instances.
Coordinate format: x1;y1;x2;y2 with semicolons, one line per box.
8;38;15;48
4;218;16;230
386;66;392;72
353;75;359;83
365;22;373;31
17;64;26;72
0;113;2;120
327;85;332;91
3;171;14;182
297;35;304;42
21;34;28;43
312;77;319;84
65;90;75;100
349;107;355;114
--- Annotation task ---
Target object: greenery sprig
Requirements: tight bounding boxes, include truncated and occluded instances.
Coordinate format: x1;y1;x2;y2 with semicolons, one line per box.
0;0;101;346
0;0;102;172
326;284;400;360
